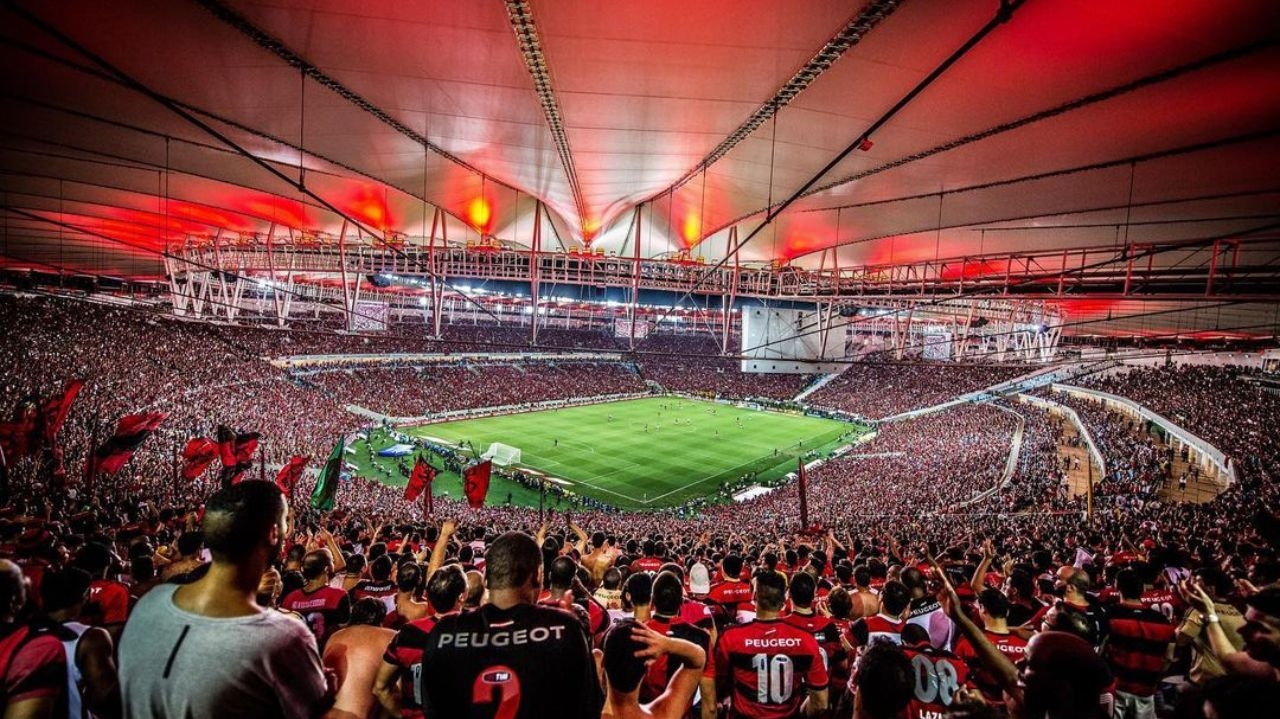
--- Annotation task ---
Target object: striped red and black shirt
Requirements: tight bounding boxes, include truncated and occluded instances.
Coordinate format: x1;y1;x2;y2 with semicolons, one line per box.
1103;604;1175;696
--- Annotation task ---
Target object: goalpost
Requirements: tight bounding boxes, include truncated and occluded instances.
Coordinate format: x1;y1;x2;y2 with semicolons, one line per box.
483;442;523;467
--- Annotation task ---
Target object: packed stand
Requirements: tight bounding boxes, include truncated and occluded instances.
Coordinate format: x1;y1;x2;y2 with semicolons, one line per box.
1077;364;1280;484
806;362;1033;419
298;361;647;417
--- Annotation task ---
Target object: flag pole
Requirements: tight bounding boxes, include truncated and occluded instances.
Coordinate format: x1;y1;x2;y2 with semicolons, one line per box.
798;457;810;531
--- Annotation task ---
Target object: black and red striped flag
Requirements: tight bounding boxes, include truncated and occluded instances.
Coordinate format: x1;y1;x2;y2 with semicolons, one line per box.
39;379;83;445
87;412;166;477
275;455;309;496
181;437;220;480
463;460;492;509
217;425;261;486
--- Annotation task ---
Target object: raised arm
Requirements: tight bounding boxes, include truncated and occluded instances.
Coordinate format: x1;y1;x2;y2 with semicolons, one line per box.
634;625;706;719
427;518;457;579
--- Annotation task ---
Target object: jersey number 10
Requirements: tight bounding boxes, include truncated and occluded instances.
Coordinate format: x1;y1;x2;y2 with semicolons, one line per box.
751;654;795;704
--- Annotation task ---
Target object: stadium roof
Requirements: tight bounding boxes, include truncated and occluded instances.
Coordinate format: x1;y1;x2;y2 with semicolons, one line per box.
1;1;1278;337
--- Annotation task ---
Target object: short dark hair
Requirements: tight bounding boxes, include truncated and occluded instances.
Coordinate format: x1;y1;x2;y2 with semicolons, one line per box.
202;481;286;564
880;580;910;616
40;567;92;612
827;586;853;620
426;565;467;613
979;588;1010;619
350;597;387;626
547;556;578;591
754;571;787;612
1116;568;1143;601
397;562;423;593
176;531;205;557
721;554;743;578
856;642;914;719
369;554;392;581
485;532;541;591
652;571;684;615
624;571;653;607
603;619;648;692
73;542;112;577
789;572;816;608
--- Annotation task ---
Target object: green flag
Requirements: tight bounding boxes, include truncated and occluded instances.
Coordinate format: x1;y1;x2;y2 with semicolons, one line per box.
310;437;344;511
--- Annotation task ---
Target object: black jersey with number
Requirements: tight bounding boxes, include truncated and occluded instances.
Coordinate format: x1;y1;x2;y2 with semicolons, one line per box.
418;603;602;719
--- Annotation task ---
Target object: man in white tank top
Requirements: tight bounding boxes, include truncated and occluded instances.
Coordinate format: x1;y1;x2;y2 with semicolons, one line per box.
40;566;121;719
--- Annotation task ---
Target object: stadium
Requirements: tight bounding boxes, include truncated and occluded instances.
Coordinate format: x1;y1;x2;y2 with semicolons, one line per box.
0;2;1278;718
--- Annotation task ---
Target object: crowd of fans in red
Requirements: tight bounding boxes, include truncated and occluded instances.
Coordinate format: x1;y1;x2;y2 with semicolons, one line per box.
1;293;1278;719
807;363;1033;420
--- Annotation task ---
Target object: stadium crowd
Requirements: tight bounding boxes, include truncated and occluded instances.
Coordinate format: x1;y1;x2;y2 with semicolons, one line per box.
806;362;1032;419
1;293;1278;718
1076;365;1280;484
299;361;646;418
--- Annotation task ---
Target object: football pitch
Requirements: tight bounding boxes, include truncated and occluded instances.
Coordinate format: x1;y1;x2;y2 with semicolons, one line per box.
356;397;864;510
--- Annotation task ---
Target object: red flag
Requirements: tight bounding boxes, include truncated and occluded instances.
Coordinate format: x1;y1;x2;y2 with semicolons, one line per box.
89;412;166;476
39;379;83;444
217;425;261;485
404;456;435;502
275;455;309;495
797;458;810;530
181;438;220;480
463;460;492;509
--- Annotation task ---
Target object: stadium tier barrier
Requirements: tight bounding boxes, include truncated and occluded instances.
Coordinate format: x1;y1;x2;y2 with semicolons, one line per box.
1018;392;1107;478
1051;383;1237;485
954;402;1025;510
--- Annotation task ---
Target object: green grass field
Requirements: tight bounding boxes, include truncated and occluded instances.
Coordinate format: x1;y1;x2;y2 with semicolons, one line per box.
354;397;864;510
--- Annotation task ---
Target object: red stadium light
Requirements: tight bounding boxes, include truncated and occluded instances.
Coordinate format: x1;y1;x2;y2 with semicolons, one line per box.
681;213;701;246
467;196;493;233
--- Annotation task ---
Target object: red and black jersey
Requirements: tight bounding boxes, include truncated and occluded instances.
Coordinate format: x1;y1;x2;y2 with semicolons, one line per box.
631;557;665;574
783;610;848;693
350;579;398;612
1006;598;1048;629
707;581;753;628
281;585;351;648
954;630;1028;703
383;615;441;719
901;641;971;719
847;613;904;651
0;621;66;707
679;598;715;631
1103;604;1176;696
715;617;829;719
536;592;609;639
1138;588;1184;624
643;615;714;704
81;578;130;628
419;603;601;719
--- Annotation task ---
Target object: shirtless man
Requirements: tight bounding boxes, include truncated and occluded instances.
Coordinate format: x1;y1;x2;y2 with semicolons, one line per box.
600;620;706;719
583;531;619;586
323;598;396;719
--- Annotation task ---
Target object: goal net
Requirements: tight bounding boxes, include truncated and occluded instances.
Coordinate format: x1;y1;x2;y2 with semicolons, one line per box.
483;442;523;467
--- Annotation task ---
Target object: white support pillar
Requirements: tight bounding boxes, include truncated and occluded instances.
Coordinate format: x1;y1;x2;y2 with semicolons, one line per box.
529;201;543;345
721;226;740;355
